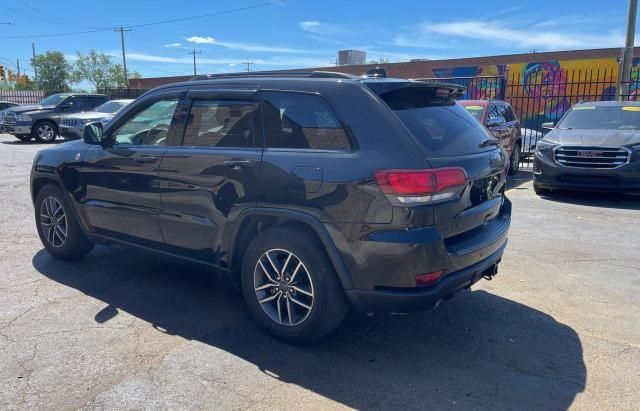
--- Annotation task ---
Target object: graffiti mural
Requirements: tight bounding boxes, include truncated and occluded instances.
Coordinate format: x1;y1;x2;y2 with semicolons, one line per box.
432;58;639;130
431;65;506;100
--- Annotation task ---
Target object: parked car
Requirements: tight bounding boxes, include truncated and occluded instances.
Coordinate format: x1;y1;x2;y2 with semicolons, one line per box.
31;71;510;342
0;93;108;143
460;100;523;175
0;101;20;111
59;99;134;141
534;101;640;195
521;127;543;156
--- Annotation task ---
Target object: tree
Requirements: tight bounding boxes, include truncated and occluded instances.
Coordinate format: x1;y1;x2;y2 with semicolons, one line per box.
108;63;141;88
73;51;113;90
368;58;389;65
73;51;141;90
31;51;72;92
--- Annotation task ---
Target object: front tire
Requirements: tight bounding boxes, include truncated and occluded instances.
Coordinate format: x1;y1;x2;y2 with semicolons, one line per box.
508;143;521;175
241;227;349;343
32;120;57;143
35;184;94;260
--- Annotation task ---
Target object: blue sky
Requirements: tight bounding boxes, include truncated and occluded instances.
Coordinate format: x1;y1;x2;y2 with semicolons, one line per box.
0;0;631;80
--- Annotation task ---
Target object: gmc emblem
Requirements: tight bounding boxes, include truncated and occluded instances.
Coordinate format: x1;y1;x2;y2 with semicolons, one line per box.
577;151;603;158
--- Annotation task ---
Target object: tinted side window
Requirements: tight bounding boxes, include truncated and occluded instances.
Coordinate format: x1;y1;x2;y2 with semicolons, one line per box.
182;99;257;148
487;104;504;123
505;105;517;122
262;91;351;150
89;96;106;109
111;99;178;146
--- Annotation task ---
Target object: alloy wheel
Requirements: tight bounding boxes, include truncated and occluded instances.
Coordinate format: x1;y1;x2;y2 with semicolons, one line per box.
38;124;55;141
39;196;67;247
253;248;315;327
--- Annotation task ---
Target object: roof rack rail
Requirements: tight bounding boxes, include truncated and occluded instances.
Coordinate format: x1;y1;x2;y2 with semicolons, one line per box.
190;70;357;81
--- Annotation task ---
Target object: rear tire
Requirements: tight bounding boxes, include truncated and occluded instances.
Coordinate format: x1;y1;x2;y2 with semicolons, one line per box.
508;143;521;175
32;120;57;143
35;184;94;260
240;226;349;343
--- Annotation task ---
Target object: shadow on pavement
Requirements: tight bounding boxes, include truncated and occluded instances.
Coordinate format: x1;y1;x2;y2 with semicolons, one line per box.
506;169;533;191
33;247;586;409
539;190;640;210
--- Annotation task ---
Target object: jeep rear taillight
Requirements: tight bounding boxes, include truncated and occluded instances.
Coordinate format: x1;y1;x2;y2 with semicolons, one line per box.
374;168;468;204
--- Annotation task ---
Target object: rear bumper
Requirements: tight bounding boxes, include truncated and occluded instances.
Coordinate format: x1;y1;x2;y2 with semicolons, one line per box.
534;152;640;192
335;197;511;313
346;242;505;313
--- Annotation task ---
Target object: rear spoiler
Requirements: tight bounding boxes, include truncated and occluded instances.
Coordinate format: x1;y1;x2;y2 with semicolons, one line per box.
364;79;467;100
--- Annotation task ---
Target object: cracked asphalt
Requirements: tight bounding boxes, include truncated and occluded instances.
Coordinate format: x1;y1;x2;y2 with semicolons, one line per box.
0;133;639;410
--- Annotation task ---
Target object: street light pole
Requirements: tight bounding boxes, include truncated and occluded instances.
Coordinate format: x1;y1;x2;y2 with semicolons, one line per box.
188;50;201;76
115;27;131;87
32;42;39;91
618;0;638;100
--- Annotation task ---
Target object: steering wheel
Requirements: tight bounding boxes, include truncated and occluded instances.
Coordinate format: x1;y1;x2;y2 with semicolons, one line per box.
129;123;169;145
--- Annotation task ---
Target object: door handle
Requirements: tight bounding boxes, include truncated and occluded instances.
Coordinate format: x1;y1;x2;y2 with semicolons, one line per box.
135;155;160;164
224;159;255;170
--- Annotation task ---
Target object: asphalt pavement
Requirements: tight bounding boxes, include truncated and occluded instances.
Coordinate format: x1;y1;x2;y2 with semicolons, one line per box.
0;133;638;410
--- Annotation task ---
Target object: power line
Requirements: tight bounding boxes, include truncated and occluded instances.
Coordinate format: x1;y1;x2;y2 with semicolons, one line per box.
0;0;286;39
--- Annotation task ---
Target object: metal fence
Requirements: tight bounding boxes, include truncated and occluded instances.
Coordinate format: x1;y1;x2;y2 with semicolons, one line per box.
424;66;640;166
0;90;45;105
98;88;150;100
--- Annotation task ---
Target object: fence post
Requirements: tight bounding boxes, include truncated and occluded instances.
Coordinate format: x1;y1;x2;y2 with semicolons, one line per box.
502;65;510;100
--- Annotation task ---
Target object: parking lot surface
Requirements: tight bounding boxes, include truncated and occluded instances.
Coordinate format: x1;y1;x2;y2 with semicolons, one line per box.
0;133;638;410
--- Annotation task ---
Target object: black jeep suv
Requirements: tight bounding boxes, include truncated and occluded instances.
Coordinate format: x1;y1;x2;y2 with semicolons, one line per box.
31;71;510;342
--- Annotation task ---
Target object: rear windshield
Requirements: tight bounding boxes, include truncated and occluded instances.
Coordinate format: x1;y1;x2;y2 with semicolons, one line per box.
374;86;495;157
558;104;640;130
94;101;128;113
462;104;485;121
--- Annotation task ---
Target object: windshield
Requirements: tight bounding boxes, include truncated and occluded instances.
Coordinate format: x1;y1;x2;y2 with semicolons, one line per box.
558;105;640;130
94;101;128;113
461;104;485;122
40;94;70;106
374;86;494;157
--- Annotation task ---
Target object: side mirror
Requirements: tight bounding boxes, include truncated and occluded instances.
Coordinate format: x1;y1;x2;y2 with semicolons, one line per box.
542;122;555;129
83;122;104;145
486;116;506;127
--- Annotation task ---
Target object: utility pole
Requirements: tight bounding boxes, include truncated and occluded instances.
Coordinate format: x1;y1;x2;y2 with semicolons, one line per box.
32;42;39;90
16;59;20;77
242;61;253;72
188;50;201;75
618;0;638;100
115;27;131;87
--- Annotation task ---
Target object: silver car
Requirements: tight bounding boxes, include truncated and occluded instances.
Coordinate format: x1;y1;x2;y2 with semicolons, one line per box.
59;99;134;140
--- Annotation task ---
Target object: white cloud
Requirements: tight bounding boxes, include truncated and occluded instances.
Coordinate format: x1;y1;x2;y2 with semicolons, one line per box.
228;63;236;67
164;42;182;48
421;20;624;51
299;21;347;36
185;35;323;54
186;36;215;44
